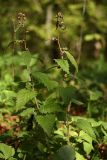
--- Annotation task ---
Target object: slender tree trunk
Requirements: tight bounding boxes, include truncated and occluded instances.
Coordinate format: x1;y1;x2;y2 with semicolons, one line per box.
45;4;53;46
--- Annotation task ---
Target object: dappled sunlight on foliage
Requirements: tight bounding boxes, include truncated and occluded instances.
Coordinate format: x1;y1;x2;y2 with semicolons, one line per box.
0;0;107;160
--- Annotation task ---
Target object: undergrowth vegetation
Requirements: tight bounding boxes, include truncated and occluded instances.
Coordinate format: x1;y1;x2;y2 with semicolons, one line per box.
0;1;107;160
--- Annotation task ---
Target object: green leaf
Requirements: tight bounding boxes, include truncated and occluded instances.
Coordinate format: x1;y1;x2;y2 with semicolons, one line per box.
55;59;69;74
76;152;85;160
89;91;103;101
34;72;58;90
36;114;55;136
3;90;16;98
76;119;96;139
0;143;15;159
102;122;107;130
83;142;93;155
79;130;92;143
9;158;17;160
19;51;32;66
21;69;30;82
20;108;35;117
54;145;75;160
88;119;102;127
39;98;63;113
0;153;4;159
65;51;78;72
58;86;78;105
16;89;36;110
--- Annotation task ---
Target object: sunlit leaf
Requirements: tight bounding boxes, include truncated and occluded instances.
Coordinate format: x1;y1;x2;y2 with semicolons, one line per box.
16;89;36;110
65;51;78;72
55;59;69;74
0;143;15;160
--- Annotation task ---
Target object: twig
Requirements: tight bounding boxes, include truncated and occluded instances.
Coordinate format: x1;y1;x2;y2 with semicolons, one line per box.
28;67;40;110
57;32;64;59
66;101;72;144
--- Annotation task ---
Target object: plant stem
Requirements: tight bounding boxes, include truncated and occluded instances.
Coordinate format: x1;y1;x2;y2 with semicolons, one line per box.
66;101;71;144
28;67;39;110
57;31;64;59
77;0;87;65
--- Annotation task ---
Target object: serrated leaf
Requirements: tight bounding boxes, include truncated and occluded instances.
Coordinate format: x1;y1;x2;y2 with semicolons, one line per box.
20;108;35;117
19;51;32;66
55;59;69;74
54;145;75;160
36;114;55;136
65;51;78;72
0;153;4;159
39;98;63;113
16;89;36;110
76;119;96;139
0;143;15;159
3;90;16;98
34;72;58;90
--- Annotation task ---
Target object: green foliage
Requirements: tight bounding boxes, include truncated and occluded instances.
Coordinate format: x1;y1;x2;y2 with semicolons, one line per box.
89;90;103;101
65;51;78;73
36;114;55;136
39;97;63;113
58;86;78;105
18;51;32;67
0;1;107;160
34;72;58;90
20;108;35;117
76;119;96;139
16;89;36;110
55;59;69;74
76;152;85;160
0;143;15;160
54;145;75;160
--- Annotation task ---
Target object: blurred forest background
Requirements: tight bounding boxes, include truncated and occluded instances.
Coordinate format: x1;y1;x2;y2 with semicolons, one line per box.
0;0;107;60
